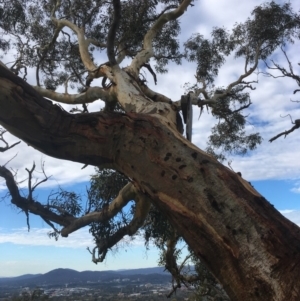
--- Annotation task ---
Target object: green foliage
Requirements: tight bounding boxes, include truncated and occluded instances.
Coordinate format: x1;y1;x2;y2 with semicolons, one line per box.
0;0;184;89
183;1;299;159
47;188;82;217
87;169;132;247
185;1;299;85
89;169;128;206
235;2;300;61
184;29;231;84
1;1;297;160
143;206;174;249
206;86;262;161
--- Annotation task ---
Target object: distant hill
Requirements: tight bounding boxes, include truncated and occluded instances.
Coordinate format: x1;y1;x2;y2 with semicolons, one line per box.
0;267;171;287
0;274;42;283
113;266;169;275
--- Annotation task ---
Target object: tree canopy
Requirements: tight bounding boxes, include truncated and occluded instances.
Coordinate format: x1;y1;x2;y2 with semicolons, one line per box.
1;1;300;300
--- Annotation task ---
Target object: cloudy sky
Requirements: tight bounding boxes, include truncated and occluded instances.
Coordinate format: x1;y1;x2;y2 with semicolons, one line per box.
1;0;300;277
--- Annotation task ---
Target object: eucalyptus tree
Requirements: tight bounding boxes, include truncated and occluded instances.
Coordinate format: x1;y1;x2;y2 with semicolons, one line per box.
0;1;300;301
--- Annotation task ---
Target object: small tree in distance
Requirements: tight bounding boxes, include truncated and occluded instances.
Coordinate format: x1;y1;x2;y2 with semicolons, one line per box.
1;1;300;300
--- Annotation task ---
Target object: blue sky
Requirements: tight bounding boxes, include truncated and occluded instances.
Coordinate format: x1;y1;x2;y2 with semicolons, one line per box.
1;0;300;277
1;179;300;277
0;182;163;277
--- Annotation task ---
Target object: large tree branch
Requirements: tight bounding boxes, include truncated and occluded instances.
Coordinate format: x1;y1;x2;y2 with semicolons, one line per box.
33;85;114;105
140;83;172;104
61;183;136;237
0;65;119;165
50;18;97;72
111;67;178;129
129;0;192;76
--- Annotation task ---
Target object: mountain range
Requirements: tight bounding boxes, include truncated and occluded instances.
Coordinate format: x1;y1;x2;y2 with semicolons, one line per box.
0;267;171;287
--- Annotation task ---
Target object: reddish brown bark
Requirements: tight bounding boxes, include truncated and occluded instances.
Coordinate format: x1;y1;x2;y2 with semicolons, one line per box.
1;65;300;301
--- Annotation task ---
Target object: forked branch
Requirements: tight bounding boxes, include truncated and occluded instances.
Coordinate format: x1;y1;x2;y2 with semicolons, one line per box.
25;162;50;201
0;165;73;228
60;182;138;237
0;128;20;152
89;192;151;263
130;0;193;75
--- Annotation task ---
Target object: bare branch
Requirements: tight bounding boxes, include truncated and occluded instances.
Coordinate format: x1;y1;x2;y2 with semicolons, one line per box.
25;162;36;201
25;161;51;201
64;69;87;94
107;0;121;66
142;63;157;85
33;85;114;105
269;123;300;142
263;47;300;89
0;165;74;227
2;154;18;168
213;44;262;101
0;128;21;152
263;48;300;143
43;217;60;234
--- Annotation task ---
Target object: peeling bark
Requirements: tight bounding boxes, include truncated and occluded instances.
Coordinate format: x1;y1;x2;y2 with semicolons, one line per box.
1;66;300;301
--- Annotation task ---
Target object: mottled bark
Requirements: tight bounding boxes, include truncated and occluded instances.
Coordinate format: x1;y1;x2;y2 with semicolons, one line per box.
1;65;300;301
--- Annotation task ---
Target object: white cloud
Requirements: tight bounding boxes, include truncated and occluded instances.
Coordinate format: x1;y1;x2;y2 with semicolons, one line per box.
0;227;148;249
291;188;300;194
280;210;300;226
291;181;300;194
0;227;93;248
1;207;299;252
280;209;296;214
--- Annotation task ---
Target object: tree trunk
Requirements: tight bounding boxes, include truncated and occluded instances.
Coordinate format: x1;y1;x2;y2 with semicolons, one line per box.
1;65;300;301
